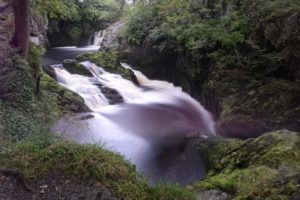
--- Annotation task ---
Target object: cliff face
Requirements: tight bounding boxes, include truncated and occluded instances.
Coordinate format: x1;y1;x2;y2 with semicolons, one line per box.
200;1;300;137
253;10;300;81
29;8;48;47
101;20;125;50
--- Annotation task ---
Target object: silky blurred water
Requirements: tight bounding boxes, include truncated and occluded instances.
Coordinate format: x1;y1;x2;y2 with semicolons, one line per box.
52;60;215;184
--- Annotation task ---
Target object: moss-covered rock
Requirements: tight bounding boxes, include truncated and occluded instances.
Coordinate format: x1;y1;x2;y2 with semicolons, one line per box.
62;59;93;77
76;49;136;82
203;70;300;137
0;52;89;142
40;73;90;113
193;130;300;199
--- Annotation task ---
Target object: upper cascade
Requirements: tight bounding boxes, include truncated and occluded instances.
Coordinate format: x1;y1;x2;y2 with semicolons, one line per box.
88;30;106;47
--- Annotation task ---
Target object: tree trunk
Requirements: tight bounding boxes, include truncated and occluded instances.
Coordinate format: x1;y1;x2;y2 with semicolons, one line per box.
12;0;30;58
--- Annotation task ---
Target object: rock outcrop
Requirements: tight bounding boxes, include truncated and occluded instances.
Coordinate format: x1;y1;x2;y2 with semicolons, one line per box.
101;21;125;50
193;130;300;199
29;9;48;47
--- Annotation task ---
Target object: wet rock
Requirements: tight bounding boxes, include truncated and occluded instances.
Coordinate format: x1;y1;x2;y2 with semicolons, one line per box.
90;79;124;105
42;64;56;79
29;7;48;48
147;140;207;185
79;114;95;121
98;86;124;105
197;190;230;200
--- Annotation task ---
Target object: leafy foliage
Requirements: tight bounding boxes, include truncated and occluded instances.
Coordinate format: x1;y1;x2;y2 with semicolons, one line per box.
123;0;300;71
124;0;248;54
32;0;79;19
46;0;126;46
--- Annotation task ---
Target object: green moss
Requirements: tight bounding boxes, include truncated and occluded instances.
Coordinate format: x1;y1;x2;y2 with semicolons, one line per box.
194;130;300;199
0;52;89;143
196;165;300;200
76;49;134;81
196;130;300;172
40;73;90;113
62;59;93;77
196;166;279;199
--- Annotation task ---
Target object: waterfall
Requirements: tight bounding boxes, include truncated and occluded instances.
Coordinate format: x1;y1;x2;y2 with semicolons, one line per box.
52;64;109;110
53;61;215;184
88;30;106;46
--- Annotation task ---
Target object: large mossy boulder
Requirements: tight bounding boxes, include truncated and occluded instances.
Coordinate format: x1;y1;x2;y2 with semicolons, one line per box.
76;49;136;83
40;74;90;113
62;59;93;77
193;130;300;200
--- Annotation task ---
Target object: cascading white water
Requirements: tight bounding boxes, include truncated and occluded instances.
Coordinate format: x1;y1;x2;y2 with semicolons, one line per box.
88;30;106;46
53;61;215;184
52;64;109;110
